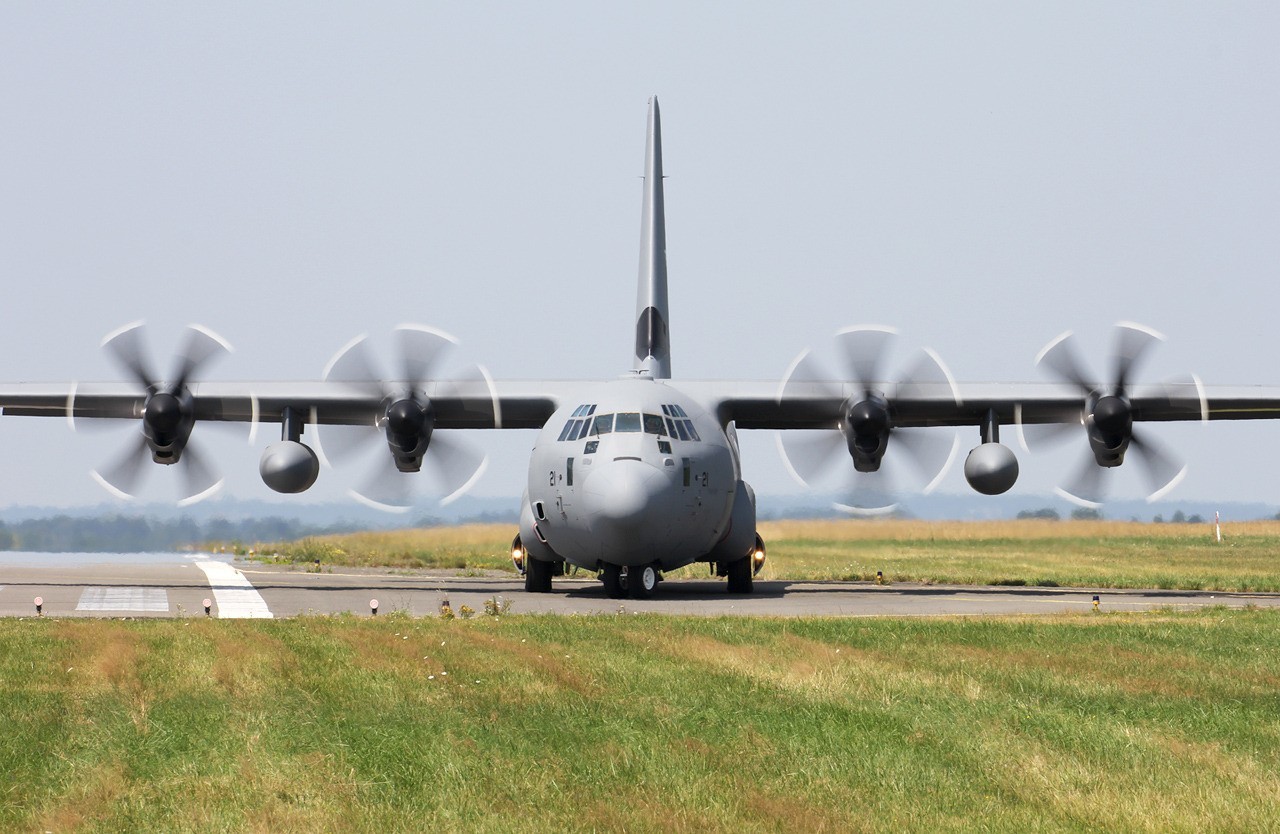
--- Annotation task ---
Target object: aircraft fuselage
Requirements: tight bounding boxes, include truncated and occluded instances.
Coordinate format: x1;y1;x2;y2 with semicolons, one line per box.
519;376;748;574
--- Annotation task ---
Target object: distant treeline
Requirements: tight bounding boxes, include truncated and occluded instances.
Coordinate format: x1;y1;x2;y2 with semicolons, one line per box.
1015;507;1213;523
0;515;366;553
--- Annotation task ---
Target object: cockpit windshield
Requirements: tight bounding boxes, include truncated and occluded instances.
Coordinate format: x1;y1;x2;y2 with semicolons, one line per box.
614;412;642;432
590;413;614;435
559;409;688;442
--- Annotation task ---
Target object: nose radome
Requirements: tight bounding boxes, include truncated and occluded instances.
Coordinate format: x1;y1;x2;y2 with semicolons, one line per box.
584;460;665;533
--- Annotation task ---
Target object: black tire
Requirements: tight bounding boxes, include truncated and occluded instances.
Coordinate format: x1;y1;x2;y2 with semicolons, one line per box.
601;563;626;599
630;565;658;599
726;556;753;594
524;557;553;593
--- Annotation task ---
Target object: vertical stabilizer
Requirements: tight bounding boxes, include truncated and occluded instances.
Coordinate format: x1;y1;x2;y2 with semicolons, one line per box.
634;96;671;379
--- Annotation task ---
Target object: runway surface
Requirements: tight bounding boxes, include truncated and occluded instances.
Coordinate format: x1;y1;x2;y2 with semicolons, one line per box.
1;551;1277;619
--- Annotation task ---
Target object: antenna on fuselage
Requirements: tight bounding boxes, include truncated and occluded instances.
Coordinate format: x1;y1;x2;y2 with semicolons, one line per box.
633;96;671;379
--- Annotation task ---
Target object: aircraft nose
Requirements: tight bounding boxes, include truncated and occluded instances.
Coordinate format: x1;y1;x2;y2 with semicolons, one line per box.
584;460;665;533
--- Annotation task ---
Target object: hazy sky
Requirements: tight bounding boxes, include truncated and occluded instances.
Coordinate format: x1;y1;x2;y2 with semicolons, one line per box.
2;3;1279;510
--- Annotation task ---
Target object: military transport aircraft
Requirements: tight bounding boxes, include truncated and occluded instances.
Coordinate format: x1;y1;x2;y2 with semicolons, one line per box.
3;97;1280;599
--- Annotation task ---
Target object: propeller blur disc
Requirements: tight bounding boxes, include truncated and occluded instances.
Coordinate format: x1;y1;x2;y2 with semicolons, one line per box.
319;325;494;511
776;326;959;514
1029;321;1191;504
86;322;232;504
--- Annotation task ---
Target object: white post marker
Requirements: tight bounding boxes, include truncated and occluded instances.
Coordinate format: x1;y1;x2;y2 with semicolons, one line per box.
1215;511;1222;543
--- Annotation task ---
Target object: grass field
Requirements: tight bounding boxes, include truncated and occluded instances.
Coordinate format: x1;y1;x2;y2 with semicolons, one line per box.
244;519;1280;592
4;609;1280;832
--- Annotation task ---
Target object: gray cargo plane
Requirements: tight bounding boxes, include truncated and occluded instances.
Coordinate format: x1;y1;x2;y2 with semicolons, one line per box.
4;98;1280;598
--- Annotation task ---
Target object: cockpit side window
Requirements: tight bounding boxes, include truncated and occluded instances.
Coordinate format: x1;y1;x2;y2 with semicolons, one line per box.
559;405;599;442
643;413;666;435
661;403;701;442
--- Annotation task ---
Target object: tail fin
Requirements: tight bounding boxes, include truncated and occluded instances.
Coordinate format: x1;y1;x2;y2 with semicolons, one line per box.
634;96;671;379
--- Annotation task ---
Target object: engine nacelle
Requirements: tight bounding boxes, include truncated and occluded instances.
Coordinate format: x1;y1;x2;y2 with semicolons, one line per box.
1085;394;1132;467
260;441;320;494
844;397;891;472
964;442;1018;495
384;397;434;472
142;390;196;464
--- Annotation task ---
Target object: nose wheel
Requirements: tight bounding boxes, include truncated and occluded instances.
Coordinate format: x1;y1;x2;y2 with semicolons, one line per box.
602;563;625;599
600;563;659;599
629;565;658;599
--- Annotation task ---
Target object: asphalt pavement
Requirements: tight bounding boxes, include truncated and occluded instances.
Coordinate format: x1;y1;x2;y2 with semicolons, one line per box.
0;551;1275;619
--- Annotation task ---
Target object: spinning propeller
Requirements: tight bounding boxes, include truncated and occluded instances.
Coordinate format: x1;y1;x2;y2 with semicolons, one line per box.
83;321;232;505
1023;321;1206;506
776;326;960;515
319;325;495;512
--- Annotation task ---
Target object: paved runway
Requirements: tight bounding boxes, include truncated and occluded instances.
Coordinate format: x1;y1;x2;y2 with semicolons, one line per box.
0;551;1276;619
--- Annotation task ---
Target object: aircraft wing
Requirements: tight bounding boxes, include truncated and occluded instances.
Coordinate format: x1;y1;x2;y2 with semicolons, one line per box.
0;377;574;506
0;380;570;430
689;380;1280;430
6;377;1279;434
687;378;1280;507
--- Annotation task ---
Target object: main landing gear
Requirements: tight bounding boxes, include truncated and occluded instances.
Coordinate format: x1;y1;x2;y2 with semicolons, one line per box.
524;554;554;593
721;534;766;595
725;555;752;594
601;563;659;600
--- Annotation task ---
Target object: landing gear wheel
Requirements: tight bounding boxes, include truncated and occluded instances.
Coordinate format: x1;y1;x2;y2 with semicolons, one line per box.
524;556;553;593
630;565;658;599
601;563;626;599
726;556;753;594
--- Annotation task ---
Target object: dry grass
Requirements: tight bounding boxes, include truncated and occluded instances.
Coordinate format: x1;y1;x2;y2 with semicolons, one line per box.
249;518;1280;591
750;518;1280;591
759;517;1271;541
260;523;514;570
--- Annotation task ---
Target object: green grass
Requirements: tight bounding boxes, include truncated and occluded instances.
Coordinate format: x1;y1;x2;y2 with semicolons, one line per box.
4;610;1280;832
240;519;1280;592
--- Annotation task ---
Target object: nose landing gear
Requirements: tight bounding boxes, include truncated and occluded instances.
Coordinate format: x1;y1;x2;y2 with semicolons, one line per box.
601;563;660;599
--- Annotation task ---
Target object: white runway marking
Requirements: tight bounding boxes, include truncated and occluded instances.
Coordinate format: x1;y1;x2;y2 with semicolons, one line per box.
194;561;273;619
77;587;169;613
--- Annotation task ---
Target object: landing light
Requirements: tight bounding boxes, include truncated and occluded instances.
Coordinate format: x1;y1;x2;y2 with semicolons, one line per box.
511;546;525;574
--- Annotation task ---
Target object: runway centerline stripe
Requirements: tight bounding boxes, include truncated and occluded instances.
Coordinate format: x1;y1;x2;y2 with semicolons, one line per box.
77;587;169;613
194;561;273;619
